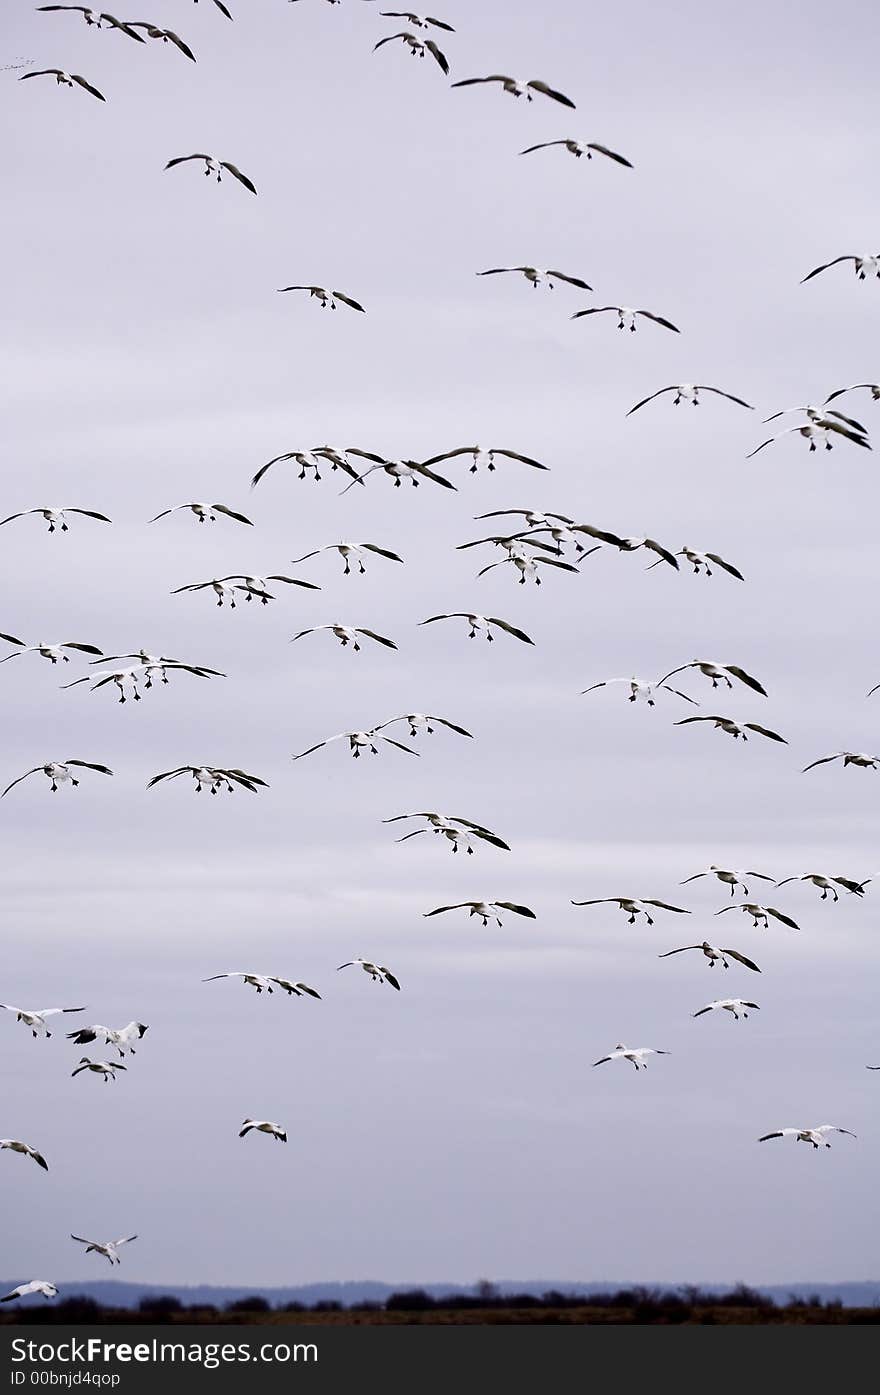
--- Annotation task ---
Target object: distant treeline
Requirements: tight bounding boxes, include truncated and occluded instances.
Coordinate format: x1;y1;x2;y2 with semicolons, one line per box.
3;1283;880;1324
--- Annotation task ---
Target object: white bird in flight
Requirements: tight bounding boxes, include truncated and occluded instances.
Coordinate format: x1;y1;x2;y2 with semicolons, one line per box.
571;306;680;334
0;1003;86;1039
277;285;366;312
419;613;534;645
774;873;867;901
128;22;196;60
35;7;144;40
716;903;799;931
693;998;759;1022
289;542;403;574
0;634;103;665
452;74;576;107
627;384;753;415
240;1119;287;1142
340;456;457;493
664;547;745;580
1;759;113;798
802;751;880;773
383;811;510;852
680;866;774;898
70;1234;137;1266
290;624;398;652
658;660;767;697
337;959;401;990
375;11;455;31
165;154;257;194
571;897;691;926
71;1058;127;1082
581;677;697;707
520;138;631;166
423;446;548;474
423;900;536;926
66;1022;148;1056
0;1139;49;1171
658;941;761;972
374;31;449;75
758;1125;856;1149
477;553;580;585
19;68;106;99
0;506;111;533
477;266;592;293
593;1044;669;1071
292;729;419;761
149;502;253;526
375;713;472;739
801;253;880;284
148;766;268;795
675;715;787;744
0;1281;57;1303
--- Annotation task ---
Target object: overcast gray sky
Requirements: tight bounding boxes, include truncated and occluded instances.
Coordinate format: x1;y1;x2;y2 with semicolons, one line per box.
2;0;879;1292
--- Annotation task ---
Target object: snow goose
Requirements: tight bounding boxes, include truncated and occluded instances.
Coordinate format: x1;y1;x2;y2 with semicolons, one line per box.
251;449;346;487
716;903;799;931
19;69;106;99
658;941;761;972
659;547;744;580
165;154;257;194
571;897;691;926
0;506;111;533
292;728;419;761
825;383;880;406
627;384;752;415
0;634;103;665
452;75;576;108
424;446;548;474
170;578;272;608
0;1139;48;1171
271;978;321;998
675;715;787;744
66;1022;148;1056
747;419;870;457
582;531;679;567
339;456;457;492
477;266;592;293
581;677;697;707
204;972;275;993
802;751;880;773
513;523;589;556
758;1126;856;1150
224;573;320;604
1;759;112;798
71;1058;126;1082
277;285;366;312
693;998;759;1021
374;31;449;74
35;6;143;38
337;959;400;989
63;661;223;703
290;541;403;573
801;254;880;283
457;532;559;560
128;23;195;59
593;1044;669;1071
376;11;455;30
240;1119;287;1142
383;811;510;851
150;502;252;526
70;1234;137;1266
571;306;680;333
423;900;535;926
475;508;573;528
0;1281;57;1302
375;712;472;739
520;138;631;166
658;660;767;697
290;624;397;651
419;613;534;644
0;1003;86;1039
87;650;224;684
477;552;580;584
148;766;267;794
775;873;867;900
680;866;774;897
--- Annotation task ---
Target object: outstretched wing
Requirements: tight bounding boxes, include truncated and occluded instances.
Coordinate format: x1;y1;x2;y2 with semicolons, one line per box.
487;617;534;644
527;79;576;108
626;387;674;416
724;949;761;972
744;723;787;743
221;162;257;194
801;255;854;283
